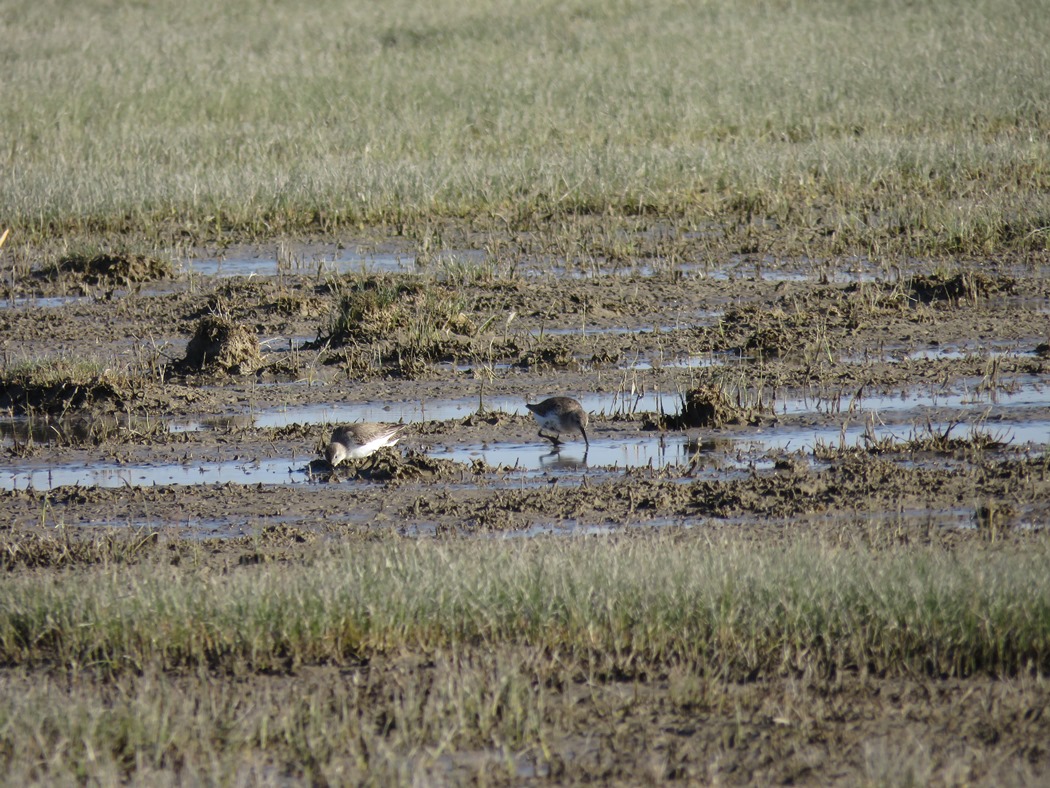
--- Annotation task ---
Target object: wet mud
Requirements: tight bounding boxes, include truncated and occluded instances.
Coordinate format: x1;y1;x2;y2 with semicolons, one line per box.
3;248;1048;527
2;241;1050;782
3;245;1050;534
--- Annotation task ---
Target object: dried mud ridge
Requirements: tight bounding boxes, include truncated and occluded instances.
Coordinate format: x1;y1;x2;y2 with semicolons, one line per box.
3;247;1050;783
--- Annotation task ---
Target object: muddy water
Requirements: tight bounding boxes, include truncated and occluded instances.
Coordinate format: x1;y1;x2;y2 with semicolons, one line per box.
6;362;1048;493
175;247;914;283
179;247;417;277
1;243;1049;536
1;456;313;491
168;373;1049;431
5;408;1049;492
0;295;94;309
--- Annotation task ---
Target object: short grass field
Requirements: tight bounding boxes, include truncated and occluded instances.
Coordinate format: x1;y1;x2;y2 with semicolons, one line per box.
3;0;1048;256
2;530;1050;782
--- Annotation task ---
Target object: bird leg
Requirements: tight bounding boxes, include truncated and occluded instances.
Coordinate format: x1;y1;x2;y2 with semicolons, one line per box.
538;429;563;447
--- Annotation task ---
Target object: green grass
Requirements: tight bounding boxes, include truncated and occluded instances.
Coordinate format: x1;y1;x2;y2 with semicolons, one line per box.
2;531;1049;783
3;0;1049;255
0;654;554;785
3;532;1048;678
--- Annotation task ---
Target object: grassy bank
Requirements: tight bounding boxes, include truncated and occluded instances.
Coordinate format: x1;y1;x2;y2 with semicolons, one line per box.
3;532;1049;678
4;0;1049;255
3;531;1050;783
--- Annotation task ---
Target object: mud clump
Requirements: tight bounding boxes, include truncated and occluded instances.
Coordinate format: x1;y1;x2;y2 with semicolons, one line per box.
0;373;127;416
47;252;172;285
663;385;750;430
515;338;579;370
321;276;428;344
181;315;261;375
326;450;462;483
908;272;1014;304
743;324;793;358
714;304;818;359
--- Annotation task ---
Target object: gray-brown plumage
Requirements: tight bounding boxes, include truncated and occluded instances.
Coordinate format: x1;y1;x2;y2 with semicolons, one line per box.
525;397;589;448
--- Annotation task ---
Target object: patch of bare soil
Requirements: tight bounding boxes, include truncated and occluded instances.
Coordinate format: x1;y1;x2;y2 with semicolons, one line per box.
2;240;1050;783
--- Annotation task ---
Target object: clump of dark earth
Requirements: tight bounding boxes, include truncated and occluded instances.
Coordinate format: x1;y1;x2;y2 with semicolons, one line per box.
907;272;1014;304
322;450;463;483
180;315;261;375
320;276;427;344
515;338;579;370
44;252;172;284
0;375;126;416
663;385;753;430
743;324;793;358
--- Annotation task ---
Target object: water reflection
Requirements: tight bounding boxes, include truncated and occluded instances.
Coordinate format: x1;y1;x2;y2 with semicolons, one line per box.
0;456;313;492
0;295;94;309
242;391;675;428
0;414;166;446
179;249;416;278
3;415;1049;493
430;434;694;472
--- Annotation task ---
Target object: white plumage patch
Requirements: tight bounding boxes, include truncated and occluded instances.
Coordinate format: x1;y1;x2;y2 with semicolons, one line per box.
326;423;406;466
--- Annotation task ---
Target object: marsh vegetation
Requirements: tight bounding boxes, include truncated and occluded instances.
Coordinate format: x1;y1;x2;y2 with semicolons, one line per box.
3;0;1049;258
3;0;1050;783
2;530;1050;784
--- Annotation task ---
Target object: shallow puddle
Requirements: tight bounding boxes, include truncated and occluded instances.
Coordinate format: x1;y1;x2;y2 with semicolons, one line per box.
175;248;899;283
251;397;500;428
0;435;724;492
623;350;746;371
433;521;621;539
246;391;679;428
4;413;1048;492
747;418;1050;453
182;392;674;432
74;518;258;540
180;248;416;278
0;413;173;445
430;416;1050;474
527;324;691;338
0;294;94;309
843;342;1036;365
777;375;1050;416
165;375;1050;434
179;246;493;278
429;436;697;473
531;255;888;283
0;456;316;492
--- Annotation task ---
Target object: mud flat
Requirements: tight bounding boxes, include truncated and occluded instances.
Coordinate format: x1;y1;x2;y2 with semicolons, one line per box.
2;244;1050;784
